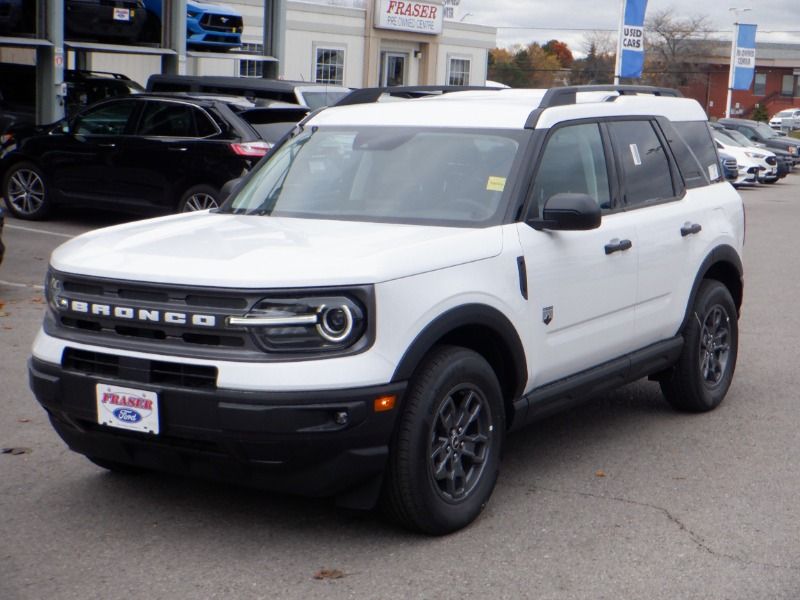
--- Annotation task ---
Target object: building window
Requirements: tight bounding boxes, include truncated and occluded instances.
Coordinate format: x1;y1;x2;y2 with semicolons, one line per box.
315;48;345;85
448;58;471;86
239;43;265;78
753;72;767;96
781;74;794;96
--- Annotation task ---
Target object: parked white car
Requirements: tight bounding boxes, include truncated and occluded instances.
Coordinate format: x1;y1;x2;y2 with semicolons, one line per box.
769;108;800;131
711;128;777;185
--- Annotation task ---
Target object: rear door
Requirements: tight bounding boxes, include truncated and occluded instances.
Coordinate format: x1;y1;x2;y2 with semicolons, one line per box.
607;118;712;348
114;99;223;209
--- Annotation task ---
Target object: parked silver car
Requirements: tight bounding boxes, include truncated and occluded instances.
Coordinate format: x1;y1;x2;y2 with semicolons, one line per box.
769;108;800;131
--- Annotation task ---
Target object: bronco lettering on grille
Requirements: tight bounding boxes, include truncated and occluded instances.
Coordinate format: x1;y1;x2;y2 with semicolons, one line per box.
64;300;217;327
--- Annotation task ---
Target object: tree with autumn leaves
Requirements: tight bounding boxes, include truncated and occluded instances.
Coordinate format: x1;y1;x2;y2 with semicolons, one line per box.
488;39;573;87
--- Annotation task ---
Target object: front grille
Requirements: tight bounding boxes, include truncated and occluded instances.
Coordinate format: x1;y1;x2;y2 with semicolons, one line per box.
49;274;265;359
199;13;243;32
63;348;218;388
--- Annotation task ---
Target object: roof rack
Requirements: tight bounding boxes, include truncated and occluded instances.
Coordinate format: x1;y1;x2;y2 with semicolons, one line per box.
333;85;502;107
525;84;683;129
539;84;682;109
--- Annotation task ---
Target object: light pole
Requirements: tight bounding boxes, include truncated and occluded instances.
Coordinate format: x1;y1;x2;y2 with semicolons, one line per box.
725;7;752;119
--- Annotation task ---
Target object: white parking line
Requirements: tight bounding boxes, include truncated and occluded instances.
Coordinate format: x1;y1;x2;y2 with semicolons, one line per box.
0;280;44;289
6;224;73;239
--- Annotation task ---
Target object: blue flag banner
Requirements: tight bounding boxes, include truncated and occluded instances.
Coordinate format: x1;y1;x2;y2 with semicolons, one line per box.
619;0;648;78
732;24;757;90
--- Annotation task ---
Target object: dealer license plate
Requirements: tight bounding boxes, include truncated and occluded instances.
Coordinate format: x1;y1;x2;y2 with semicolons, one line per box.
96;383;159;434
113;8;130;21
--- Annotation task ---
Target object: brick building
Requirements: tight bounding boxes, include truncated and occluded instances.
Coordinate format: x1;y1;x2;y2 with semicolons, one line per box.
681;41;800;120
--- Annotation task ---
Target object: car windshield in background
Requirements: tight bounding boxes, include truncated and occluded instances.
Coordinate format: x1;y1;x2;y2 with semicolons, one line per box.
300;90;352;110
227;126;524;226
755;122;782;138
723;128;756;147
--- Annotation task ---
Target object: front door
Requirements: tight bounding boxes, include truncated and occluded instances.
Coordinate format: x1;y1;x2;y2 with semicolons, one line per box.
380;52;407;86
517;121;640;388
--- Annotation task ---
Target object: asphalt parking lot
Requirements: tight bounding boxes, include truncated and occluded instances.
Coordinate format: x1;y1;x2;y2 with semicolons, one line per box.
2;176;800;599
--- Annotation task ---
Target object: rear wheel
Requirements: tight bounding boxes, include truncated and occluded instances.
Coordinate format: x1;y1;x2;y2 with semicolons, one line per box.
661;280;738;412
382;346;504;535
178;184;221;212
3;161;51;220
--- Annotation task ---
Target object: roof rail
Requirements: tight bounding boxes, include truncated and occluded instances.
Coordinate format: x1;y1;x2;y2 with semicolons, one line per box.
525;84;683;129
539;84;682;108
333;85;502;107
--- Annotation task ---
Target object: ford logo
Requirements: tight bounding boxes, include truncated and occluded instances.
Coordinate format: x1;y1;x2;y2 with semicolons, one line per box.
113;408;142;423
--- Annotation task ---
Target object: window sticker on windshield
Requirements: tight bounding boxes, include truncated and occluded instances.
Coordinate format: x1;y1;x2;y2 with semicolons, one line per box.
486;176;506;192
629;144;642;166
708;163;719;181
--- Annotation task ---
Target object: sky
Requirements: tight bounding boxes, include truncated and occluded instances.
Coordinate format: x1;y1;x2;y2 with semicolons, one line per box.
454;0;800;54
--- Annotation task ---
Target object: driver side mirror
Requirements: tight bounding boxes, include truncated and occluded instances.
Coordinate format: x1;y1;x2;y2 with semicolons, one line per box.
527;193;602;231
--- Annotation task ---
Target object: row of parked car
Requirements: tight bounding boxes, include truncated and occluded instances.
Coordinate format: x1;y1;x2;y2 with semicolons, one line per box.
0;73;355;220
713;118;800;187
0;0;243;50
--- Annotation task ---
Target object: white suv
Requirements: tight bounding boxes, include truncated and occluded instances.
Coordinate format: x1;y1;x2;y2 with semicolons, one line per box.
30;85;744;535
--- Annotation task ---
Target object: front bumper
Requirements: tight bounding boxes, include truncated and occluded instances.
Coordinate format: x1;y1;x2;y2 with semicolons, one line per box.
29;356;405;500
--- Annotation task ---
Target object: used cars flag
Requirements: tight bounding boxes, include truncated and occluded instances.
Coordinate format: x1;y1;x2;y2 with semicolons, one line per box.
615;0;648;80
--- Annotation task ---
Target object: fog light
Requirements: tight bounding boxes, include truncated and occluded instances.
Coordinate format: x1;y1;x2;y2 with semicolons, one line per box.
334;411;349;425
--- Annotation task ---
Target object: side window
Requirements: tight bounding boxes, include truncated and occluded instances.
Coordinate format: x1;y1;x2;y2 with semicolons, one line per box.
73;100;137;136
137;101;205;137
529;122;611;217
608;120;674;207
670;121;721;187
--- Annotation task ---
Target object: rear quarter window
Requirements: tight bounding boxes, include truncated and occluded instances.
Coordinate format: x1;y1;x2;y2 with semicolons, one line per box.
669;121;721;188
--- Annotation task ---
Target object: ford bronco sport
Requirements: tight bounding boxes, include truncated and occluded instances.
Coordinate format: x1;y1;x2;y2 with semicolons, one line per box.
29;85;744;534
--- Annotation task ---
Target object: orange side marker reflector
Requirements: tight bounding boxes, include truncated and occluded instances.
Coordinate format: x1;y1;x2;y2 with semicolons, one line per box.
373;395;396;412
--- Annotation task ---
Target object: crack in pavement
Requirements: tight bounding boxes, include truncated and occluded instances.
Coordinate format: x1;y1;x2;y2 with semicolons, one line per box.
528;485;800;572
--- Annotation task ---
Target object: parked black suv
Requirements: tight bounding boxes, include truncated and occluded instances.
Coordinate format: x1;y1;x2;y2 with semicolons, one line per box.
0;93;306;220
718;118;800;165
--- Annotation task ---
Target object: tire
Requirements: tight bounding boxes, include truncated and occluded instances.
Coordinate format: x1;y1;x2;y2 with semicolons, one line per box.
382;345;505;535
178;184;221;213
87;456;144;475
661;280;738;412
3;161;51;220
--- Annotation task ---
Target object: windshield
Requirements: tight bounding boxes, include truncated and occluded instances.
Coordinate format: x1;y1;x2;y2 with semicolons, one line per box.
776;110;794;118
717;128;751;147
299;90;351;110
753;122;780;138
226;126;524;226
712;130;744;147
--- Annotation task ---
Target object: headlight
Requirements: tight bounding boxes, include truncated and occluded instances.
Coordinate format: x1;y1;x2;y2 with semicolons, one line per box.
44;270;64;313
228;295;367;353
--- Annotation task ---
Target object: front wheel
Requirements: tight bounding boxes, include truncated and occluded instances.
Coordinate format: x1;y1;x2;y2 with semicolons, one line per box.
661;280;738;412
3;161;51;220
382;346;505;535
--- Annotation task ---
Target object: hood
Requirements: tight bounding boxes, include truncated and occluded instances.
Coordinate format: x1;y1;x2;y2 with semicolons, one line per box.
50;212;504;288
187;0;239;16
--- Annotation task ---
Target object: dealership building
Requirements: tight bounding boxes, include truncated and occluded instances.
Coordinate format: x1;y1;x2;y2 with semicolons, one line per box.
0;0;496;123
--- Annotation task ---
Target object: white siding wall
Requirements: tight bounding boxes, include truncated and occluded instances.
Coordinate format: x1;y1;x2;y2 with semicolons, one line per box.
436;22;494;86
284;2;366;86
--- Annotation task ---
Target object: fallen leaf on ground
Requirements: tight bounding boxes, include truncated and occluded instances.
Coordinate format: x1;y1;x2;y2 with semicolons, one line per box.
313;569;346;580
595;469;606;478
30;297;44;304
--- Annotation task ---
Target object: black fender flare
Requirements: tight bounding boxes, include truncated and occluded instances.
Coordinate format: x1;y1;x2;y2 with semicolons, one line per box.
391;303;528;402
680;244;743;333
